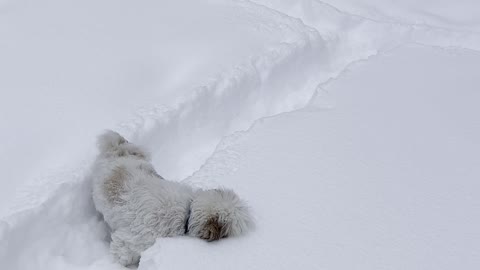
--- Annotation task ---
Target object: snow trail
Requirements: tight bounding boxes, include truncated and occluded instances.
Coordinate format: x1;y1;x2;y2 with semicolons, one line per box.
1;1;332;268
172;45;480;270
1;0;479;269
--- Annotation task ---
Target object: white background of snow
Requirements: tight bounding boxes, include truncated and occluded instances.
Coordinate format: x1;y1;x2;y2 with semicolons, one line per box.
154;45;479;270
0;0;479;269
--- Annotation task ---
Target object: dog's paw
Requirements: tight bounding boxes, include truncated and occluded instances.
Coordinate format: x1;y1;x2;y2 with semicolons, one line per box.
115;252;140;267
111;244;140;266
110;230;141;266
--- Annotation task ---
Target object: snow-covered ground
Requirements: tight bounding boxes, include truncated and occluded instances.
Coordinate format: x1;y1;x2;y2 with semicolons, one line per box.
0;0;479;269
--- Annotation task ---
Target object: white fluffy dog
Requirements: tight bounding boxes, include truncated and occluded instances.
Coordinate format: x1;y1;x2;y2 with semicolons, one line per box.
91;131;253;266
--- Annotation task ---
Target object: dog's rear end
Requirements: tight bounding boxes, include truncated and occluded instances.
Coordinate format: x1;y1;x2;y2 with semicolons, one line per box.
188;189;253;241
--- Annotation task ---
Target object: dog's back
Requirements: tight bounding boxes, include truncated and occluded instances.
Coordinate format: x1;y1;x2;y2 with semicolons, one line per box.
92;131;151;230
91;130;192;234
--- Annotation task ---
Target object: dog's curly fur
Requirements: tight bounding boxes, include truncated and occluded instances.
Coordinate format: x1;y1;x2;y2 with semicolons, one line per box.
91;131;253;266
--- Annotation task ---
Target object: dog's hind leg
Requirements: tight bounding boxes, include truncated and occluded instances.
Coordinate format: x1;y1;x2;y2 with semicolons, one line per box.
110;228;140;266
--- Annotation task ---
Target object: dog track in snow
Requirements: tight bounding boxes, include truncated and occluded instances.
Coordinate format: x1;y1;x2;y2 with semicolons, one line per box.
1;0;480;269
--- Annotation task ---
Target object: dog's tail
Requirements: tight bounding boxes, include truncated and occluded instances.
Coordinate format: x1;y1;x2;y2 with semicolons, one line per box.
97;130;128;153
188;189;254;241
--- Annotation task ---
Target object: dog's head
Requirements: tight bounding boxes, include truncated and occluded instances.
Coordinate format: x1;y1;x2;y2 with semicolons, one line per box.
187;189;253;242
97;130;150;160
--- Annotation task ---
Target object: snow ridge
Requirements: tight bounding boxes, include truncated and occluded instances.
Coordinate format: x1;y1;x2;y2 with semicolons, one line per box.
0;2;330;269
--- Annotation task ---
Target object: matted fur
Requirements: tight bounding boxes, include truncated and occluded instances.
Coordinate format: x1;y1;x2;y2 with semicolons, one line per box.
91;130;253;266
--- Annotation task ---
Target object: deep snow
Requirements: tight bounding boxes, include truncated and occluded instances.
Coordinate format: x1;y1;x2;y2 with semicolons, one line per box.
0;0;323;214
157;45;479;270
0;0;479;269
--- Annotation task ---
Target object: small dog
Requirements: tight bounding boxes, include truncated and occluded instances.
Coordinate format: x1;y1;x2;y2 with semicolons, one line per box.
91;131;252;266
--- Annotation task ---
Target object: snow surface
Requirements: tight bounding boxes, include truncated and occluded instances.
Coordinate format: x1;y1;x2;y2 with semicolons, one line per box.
1;0;479;269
